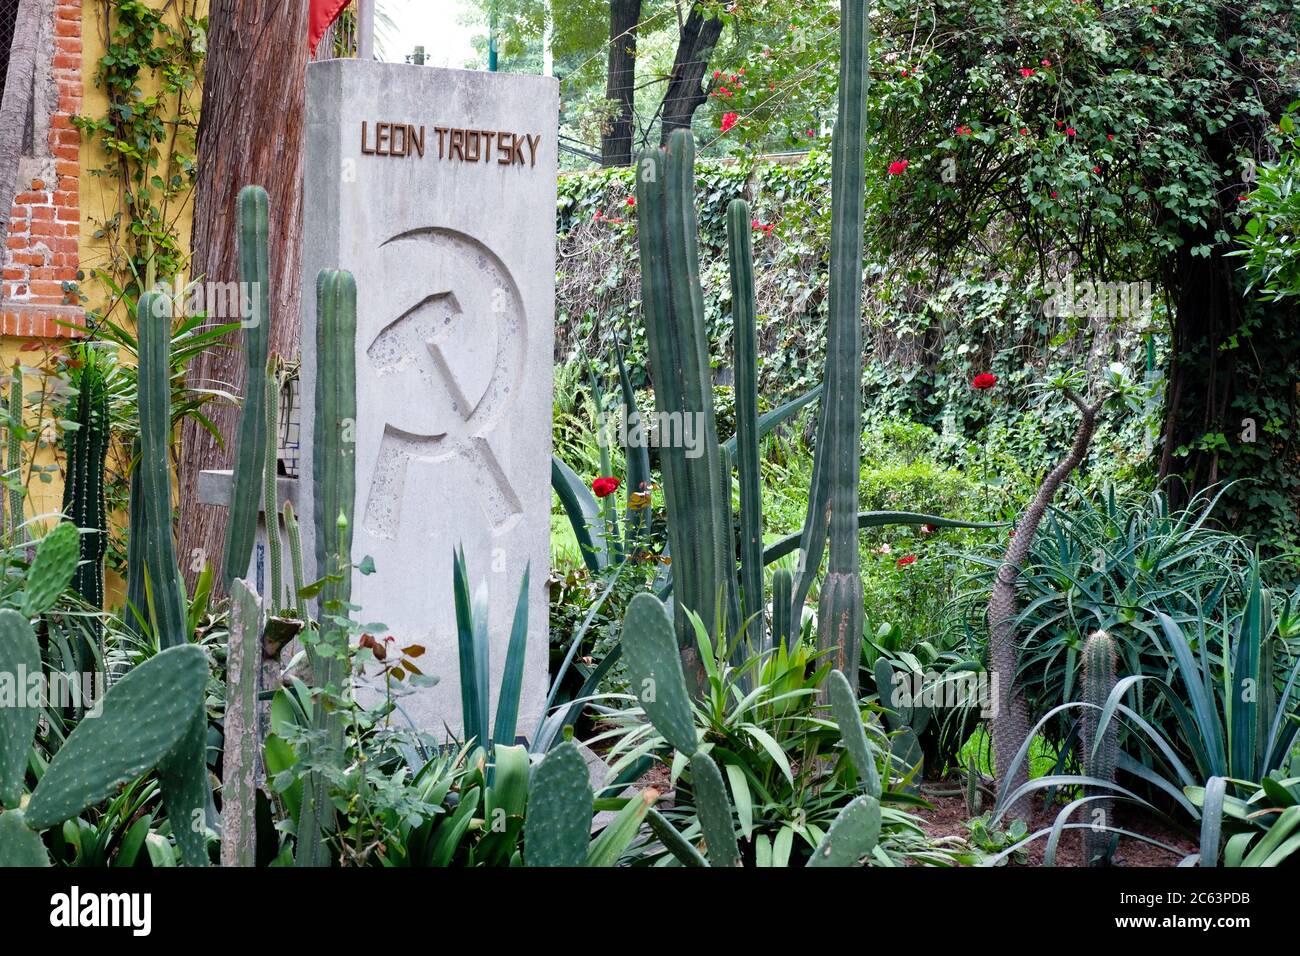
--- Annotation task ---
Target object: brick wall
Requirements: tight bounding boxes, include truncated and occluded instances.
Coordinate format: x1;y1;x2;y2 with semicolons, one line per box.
1;0;81;339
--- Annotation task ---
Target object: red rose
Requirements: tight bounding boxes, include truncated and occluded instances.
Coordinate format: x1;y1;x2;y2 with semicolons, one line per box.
972;372;998;390
1019;68;1035;77
720;112;739;133
888;159;909;175
896;555;917;568
591;477;620;498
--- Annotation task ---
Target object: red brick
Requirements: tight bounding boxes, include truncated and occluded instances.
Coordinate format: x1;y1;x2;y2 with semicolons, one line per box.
53;191;77;207
29;207;53;222
13;191;49;205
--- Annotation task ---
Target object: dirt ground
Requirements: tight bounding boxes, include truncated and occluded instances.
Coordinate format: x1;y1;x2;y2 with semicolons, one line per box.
912;785;1199;866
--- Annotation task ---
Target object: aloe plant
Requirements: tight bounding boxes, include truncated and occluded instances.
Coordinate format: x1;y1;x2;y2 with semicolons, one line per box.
618;592;882;867
452;544;531;755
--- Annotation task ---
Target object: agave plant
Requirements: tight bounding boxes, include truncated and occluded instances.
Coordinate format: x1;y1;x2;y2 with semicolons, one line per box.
985;555;1300;865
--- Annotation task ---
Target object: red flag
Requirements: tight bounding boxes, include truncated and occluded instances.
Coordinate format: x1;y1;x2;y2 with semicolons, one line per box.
309;0;352;55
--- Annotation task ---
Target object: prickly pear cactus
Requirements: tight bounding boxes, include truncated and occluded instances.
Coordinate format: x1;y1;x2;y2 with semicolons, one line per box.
24;644;209;831
0;809;49;866
0;611;40;808
524;741;593;867
621;593;698;755
828;668;881;798
690;751;741;867
20;522;80;618
807;794;880;867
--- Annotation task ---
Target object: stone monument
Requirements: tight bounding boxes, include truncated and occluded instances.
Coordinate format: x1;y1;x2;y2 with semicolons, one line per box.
299;60;557;738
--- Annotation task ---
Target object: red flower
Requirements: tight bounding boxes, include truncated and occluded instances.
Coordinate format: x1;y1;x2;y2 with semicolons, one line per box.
921;524;936;534
972;372;998;390
1092;165;1101;174
713;70;721;78
1066;127;1076;137
1019;68;1035;77
626;196;635;207
752;218;761;228
955;124;973;135
720;112;739;132
1041;58;1052;67
896;555;917;568
591;477;620;498
1050;190;1058;199
1019;127;1029;135
806;129;815;137
1106;133;1115;141
888;159;909;175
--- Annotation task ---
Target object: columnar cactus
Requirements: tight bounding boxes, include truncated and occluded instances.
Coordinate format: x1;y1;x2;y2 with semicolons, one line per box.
770;567;793;651
1081;629;1119;865
6;363;23;542
221;185;271;589
60;346;110;633
263;354;283;614
792;0;869;691
134;292;188;647
635;130;734;689
727;199;765;652
295;268;357;868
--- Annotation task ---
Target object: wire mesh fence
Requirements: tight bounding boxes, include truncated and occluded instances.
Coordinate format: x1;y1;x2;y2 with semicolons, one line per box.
0;0;21;104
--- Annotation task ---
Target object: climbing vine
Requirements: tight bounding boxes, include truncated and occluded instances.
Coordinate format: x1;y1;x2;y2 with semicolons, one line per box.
72;0;206;326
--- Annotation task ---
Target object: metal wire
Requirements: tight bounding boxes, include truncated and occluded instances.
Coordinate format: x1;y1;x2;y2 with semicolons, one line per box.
0;0;20;104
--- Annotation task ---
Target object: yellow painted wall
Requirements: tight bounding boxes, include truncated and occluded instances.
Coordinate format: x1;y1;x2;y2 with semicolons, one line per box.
0;2;208;600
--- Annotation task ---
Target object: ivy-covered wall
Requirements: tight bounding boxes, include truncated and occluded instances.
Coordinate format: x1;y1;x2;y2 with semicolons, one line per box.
556;150;1166;488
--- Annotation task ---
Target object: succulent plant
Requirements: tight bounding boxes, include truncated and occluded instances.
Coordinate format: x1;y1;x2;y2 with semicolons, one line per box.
221;185;271;590
60;345;110;631
634;129;735;689
132;292;188;647
0;625;212;867
791;0;869;690
620;592;881;867
295;267;357;868
1081;629;1119;865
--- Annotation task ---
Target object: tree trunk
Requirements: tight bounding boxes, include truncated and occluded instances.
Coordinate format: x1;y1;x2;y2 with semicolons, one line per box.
1158;228;1300;532
0;0;40;268
600;0;641;167
179;0;309;592
658;4;724;145
989;390;1102;820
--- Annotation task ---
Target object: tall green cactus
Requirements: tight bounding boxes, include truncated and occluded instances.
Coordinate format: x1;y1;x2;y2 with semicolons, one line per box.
60;346;110;633
1081;629;1119;866
263;355;283;614
295;268;357;868
635;129;733;689
134;292;187;648
792;0;869;690
6;363;24;543
221;185;271;589
770;567;794;650
727;199;765;652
